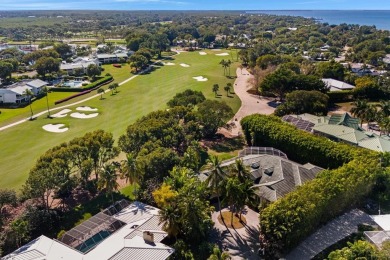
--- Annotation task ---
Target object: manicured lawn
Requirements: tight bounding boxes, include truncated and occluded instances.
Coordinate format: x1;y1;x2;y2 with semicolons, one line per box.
0;66;130;126
0;50;241;189
102;64;132;84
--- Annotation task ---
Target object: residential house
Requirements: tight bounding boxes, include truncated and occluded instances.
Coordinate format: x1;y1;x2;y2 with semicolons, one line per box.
3;200;174;260
283;113;390;152
349;63;373;76
60;57;100;75
365;214;390;248
199;147;323;203
26;79;48;95
0;79;48;104
96;53;128;64
322;78;355;92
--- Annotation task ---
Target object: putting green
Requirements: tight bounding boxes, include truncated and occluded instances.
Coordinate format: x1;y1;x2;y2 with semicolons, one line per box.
0;50;241;190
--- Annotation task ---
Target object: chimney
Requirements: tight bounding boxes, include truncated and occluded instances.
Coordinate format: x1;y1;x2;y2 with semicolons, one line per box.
143;231;154;244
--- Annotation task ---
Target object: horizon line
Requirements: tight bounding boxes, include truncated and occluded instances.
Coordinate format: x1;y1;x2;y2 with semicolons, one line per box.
1;9;390;11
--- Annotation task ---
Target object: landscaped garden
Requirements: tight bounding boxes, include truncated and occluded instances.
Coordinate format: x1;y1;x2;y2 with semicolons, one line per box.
0;50;240;189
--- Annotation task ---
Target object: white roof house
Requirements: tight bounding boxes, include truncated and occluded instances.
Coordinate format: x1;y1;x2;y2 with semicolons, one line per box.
0;85;32;104
60;57;99;75
322;78;355;92
26;79;48;95
365;214;390;248
3;200;174;260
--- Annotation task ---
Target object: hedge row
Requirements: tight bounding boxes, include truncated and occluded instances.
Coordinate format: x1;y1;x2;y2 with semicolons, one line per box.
240;114;359;169
240;114;380;254
326;90;354;103
54;76;113;105
51;76;113;93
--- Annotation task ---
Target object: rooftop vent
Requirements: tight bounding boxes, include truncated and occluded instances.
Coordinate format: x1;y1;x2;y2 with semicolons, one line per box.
251;162;260;169
143;231;154;244
264;167;274;175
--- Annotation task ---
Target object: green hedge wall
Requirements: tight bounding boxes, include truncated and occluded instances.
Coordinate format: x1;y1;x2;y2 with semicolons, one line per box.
240;114;380;254
326;90;354;103
240;114;359;169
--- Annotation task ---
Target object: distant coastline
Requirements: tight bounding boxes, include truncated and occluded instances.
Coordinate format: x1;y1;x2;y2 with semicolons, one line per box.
246;10;390;30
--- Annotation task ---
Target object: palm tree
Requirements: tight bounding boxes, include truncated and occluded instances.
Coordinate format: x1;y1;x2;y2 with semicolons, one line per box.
378;116;390;136
222;177;245;224
108;84;115;95
219;59;228;76
159;204;180;239
350;99;369;127
42;86;51;117
120;153;142;194
23;88;34;120
113;83;119;93
97;88;105;100
379;100;390;117
98;163;119;202
229;159;250;183
224;85;230;97
205;155;225;214
226;59;232;77
212;84;219;97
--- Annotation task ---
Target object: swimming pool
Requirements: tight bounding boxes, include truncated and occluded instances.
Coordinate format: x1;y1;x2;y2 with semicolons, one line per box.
62;81;84;88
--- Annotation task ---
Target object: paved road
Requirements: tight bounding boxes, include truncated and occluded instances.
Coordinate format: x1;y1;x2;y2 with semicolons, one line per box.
286;209;375;260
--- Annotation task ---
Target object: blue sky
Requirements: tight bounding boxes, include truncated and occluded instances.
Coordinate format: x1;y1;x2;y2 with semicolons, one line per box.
1;0;390;10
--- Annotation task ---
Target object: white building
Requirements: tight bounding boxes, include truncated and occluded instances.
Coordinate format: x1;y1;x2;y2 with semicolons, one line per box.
96;53;128;64
3;200;174;260
0;79;48;104
60;57;100;75
322;78;355;92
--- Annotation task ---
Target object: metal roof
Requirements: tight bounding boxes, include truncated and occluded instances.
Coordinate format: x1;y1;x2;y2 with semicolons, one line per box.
328;113;361;130
322;78;355;91
26;79;48;89
312;124;369;144
358;137;390;152
4;200;173;260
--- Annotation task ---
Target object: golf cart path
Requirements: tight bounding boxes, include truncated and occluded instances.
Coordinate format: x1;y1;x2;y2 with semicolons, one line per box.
222;68;275;136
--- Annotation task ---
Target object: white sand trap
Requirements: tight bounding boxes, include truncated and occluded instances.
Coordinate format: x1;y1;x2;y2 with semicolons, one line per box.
42;124;69;133
164;62;175;66
180;63;190;67
216;53;229;56
76;106;98;112
70;112;99;119
193;76;208;82
51;109;71;118
199;52;207;55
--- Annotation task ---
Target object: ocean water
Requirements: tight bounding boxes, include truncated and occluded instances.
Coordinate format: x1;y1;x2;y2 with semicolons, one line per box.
247;10;390;30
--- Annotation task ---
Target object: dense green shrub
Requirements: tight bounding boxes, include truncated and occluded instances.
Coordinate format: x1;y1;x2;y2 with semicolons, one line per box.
327;90;354;103
241;114;358;168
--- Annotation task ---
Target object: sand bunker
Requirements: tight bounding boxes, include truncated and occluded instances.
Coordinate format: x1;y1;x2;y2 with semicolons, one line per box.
199;52;207;55
180;63;190;67
76;106;98;112
193;76;208;82
164;62;175;66
42;124;69;133
51;109;71;118
216;53;229;56
70;112;99;119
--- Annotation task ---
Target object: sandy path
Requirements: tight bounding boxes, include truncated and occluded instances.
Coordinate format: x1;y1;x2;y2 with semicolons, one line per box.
224;68;275;136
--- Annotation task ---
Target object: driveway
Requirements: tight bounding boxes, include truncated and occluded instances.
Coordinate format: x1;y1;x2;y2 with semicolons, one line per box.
210;205;261;259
